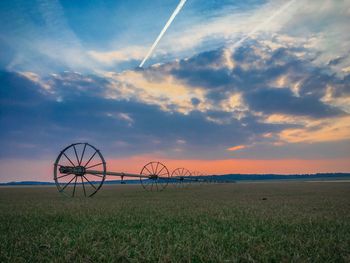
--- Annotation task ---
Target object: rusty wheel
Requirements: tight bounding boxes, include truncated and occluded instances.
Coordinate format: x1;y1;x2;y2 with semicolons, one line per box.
54;143;106;197
171;168;192;187
140;162;169;191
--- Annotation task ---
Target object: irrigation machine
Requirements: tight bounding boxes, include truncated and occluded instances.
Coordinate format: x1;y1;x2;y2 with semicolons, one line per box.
54;143;207;197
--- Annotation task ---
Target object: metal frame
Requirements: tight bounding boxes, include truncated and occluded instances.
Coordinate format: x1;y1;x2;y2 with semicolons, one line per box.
171;167;192;187
54;143;200;197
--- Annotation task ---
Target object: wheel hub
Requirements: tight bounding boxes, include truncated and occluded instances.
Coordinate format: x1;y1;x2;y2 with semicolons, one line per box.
149;174;158;179
59;165;86;176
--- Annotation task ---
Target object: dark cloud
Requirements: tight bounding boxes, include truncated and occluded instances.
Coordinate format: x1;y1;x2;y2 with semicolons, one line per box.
1;70;278;160
171;50;232;90
244;87;344;118
1;38;349;161
328;56;347;66
162;41;348;119
191;97;201;106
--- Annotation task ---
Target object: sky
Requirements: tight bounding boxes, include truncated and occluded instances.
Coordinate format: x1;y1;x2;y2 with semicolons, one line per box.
0;0;350;182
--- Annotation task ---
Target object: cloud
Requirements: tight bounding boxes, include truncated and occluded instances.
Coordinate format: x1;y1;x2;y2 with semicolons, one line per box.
278;116;350;144
104;69;208;114
161;39;348;121
147;0;301;62
1;26;349;162
227;145;246;151
328;56;347;66
87;46;147;65
1;0;349;77
0;71;251;160
281;0;350;73
2;1;350;183
244;87;344;118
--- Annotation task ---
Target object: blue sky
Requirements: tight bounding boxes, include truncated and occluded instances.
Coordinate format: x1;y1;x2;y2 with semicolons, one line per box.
0;0;274;72
0;0;350;181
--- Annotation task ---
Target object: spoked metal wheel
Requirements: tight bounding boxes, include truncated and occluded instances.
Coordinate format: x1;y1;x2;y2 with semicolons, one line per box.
140;162;169;191
54;143;106;197
171;168;192;188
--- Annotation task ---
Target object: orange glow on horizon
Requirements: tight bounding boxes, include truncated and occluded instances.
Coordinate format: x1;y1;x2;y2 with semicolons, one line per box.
0;157;349;183
106;156;350;176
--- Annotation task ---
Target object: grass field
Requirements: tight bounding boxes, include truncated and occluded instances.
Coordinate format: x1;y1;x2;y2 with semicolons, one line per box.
1;182;349;262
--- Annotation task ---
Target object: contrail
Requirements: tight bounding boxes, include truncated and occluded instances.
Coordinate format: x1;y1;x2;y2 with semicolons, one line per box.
139;0;187;68
229;0;296;52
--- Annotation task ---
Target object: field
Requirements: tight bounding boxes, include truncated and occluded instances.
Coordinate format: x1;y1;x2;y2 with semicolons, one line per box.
1;182;350;262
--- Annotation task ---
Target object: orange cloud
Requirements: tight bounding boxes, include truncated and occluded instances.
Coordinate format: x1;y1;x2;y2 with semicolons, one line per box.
227;145;246;151
263;114;350;144
279;116;350;143
105;70;207;114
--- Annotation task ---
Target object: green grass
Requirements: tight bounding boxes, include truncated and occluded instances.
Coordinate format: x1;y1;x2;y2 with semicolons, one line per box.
1;182;350;262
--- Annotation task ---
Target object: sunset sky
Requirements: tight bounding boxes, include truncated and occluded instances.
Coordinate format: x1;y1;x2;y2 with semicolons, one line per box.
1;0;350;182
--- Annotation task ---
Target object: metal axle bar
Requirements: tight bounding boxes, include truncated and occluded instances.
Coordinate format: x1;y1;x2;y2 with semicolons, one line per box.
87;169;151;179
86;169;195;181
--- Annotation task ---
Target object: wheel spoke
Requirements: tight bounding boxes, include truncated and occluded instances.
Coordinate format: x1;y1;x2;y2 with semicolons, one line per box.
79;143;87;166
57;173;73;179
55;143;106;197
63;152;75;167
73;145;80;165
72;176;78;197
139;162;168;191
85;162;103;170
150;163;155;174
60;176;76;191
157;166;165;175
155;162;159;174
84;150;97;167
144;166;152;175
81;176;86;197
83;175;97;190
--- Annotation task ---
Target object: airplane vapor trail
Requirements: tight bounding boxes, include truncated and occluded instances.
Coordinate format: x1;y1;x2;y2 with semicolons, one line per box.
139;0;187;68
229;0;296;52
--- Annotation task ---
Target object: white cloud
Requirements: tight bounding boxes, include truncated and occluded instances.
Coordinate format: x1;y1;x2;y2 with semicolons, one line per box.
88;46;147;65
138;0;349;78
104;70;208;114
144;0;302;62
3;0;349;76
18;72;52;91
322;86;350;114
281;0;350;74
